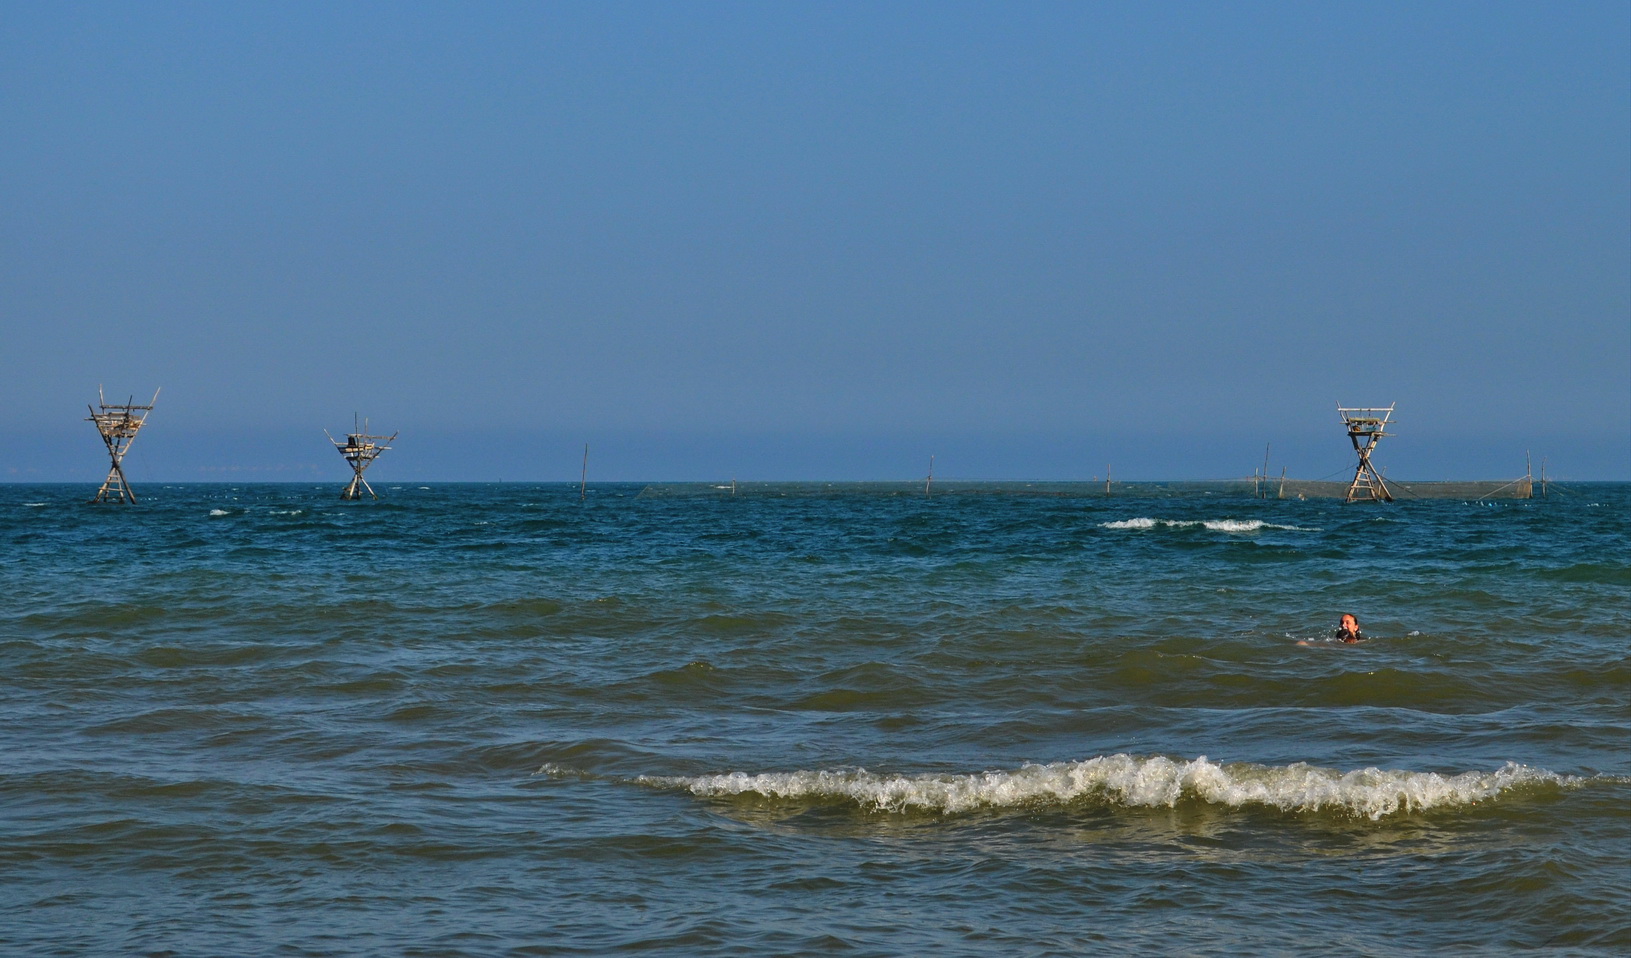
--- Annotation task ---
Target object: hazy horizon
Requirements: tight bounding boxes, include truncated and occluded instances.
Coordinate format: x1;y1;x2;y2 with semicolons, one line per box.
6;419;1613;485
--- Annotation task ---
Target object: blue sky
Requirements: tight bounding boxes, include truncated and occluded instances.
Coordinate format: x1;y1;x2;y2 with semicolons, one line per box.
3;2;1627;482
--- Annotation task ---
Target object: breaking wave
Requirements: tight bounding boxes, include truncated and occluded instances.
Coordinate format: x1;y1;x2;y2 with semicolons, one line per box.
1100;518;1318;532
208;508;230;517
638;755;1581;821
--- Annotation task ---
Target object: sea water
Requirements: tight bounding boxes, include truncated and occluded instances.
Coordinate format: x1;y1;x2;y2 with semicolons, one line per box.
1;482;1626;955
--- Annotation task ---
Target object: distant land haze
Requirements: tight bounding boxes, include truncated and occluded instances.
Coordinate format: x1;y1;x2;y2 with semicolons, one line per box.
1;418;1609;484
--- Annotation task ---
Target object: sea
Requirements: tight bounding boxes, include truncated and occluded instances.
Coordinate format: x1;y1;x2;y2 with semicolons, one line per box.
2;481;1627;956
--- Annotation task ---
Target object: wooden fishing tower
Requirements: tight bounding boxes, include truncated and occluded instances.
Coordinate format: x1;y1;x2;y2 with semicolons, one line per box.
86;386;159;504
1338;403;1395;503
325;415;396;500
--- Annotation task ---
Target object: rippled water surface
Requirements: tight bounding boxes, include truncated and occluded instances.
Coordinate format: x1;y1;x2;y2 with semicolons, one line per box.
2;482;1627;955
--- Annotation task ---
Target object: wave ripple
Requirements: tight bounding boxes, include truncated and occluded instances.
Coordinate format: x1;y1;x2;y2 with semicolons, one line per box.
1100;517;1319;532
642;755;1578;820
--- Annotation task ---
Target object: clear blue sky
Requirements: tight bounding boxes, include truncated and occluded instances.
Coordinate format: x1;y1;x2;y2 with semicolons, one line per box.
4;1;1627;482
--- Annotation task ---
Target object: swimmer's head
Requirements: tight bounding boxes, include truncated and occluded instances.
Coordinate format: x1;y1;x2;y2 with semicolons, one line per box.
1340;613;1358;631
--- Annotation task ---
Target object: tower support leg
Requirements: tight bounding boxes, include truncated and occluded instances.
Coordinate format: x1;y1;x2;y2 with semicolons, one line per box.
341;469;377;500
92;458;135;503
1344;449;1392;503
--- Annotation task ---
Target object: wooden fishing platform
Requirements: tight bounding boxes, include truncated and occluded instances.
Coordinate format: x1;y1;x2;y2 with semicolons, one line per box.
86;386;159;504
326;416;396;500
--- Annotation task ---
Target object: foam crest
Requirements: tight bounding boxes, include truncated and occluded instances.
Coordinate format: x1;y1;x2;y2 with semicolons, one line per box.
1100;518;1318;532
208;508;230;517
643;755;1576;820
1101;517;1159;530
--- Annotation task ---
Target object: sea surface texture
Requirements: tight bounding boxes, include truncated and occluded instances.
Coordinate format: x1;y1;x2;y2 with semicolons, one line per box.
2;482;1627;956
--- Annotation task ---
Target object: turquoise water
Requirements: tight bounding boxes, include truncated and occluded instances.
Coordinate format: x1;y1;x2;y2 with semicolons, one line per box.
2;482;1627;955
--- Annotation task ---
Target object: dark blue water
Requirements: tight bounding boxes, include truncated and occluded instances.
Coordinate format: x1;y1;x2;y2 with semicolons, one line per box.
2;482;1627;955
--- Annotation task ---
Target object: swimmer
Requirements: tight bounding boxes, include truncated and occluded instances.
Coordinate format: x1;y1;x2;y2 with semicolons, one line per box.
1334;613;1364;644
1296;613;1367;646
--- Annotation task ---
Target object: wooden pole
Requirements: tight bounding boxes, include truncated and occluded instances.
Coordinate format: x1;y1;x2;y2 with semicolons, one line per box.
1105;465;1111;496
580;444;589;502
1261;443;1271;499
925;455;934;496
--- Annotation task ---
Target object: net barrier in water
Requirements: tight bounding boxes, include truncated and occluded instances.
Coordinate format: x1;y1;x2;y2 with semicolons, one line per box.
635;478;1541;500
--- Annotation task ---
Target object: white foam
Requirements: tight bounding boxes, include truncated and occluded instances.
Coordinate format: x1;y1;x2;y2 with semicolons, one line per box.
208;508;230;517
24;502;46;508
1100;518;1318;533
641;755;1578;820
1101;517;1160;530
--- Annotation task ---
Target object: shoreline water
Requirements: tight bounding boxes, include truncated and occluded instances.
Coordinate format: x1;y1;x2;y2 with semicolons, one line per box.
2;482;1626;955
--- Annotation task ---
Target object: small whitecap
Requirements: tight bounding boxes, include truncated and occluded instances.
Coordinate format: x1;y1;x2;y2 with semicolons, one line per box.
1101;517;1160;530
208;508;230;517
1102;517;1318;533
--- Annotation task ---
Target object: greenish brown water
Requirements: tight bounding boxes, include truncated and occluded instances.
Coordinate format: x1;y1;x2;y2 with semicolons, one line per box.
2;482;1627;955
